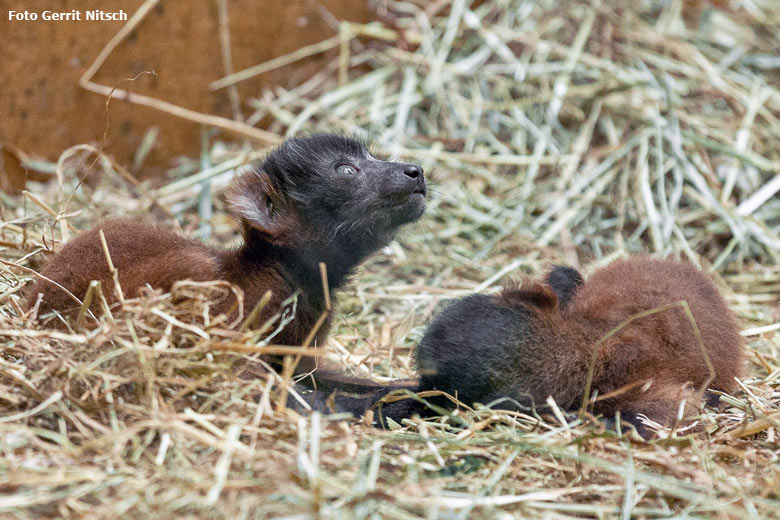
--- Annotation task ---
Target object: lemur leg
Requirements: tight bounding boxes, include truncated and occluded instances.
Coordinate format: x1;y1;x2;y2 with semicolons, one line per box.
602;383;700;438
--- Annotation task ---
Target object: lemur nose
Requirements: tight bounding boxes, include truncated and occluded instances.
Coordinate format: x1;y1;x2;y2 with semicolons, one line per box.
403;165;423;179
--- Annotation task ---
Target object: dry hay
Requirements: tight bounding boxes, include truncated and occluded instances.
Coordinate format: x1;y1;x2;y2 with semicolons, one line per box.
1;0;779;518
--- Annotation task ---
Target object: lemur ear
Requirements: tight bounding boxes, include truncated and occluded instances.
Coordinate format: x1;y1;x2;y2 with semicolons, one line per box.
544;265;583;308
497;281;559;311
226;167;295;243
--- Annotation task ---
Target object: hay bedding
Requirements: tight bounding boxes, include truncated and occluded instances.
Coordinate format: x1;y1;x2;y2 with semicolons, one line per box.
2;0;780;517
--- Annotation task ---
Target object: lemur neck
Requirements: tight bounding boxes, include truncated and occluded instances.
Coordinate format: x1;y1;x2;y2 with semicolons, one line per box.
556;317;620;406
537;322;593;409
236;228;377;305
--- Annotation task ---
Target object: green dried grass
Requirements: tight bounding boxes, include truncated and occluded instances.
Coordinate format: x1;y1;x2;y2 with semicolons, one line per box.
2;0;780;518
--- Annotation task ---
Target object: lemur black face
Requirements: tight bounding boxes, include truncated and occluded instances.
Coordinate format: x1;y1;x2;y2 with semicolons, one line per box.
227;134;428;287
335;152;427;226
264;135;427;241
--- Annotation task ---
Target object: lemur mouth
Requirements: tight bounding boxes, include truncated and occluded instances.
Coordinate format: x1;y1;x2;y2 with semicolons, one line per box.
388;187;427;209
391;189;426;203
406;189;427;202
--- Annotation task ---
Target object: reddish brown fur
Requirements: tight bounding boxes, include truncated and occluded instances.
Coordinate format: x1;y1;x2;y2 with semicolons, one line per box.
409;257;745;433
25;219;324;345
562;257;743;426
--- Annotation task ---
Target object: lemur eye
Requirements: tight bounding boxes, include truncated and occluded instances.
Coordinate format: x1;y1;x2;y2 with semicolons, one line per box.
336;163;358;175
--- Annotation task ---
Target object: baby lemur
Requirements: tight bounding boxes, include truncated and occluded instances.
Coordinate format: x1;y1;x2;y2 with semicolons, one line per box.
375;257;744;436
26;134;426;384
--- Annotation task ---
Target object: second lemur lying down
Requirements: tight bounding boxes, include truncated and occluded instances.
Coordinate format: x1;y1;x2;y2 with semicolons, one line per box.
370;257;744;435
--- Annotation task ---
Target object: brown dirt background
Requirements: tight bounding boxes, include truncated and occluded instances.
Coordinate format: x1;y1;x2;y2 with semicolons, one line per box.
0;0;371;187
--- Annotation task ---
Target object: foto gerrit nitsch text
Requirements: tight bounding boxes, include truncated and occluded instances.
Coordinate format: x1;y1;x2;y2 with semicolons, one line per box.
8;10;128;21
